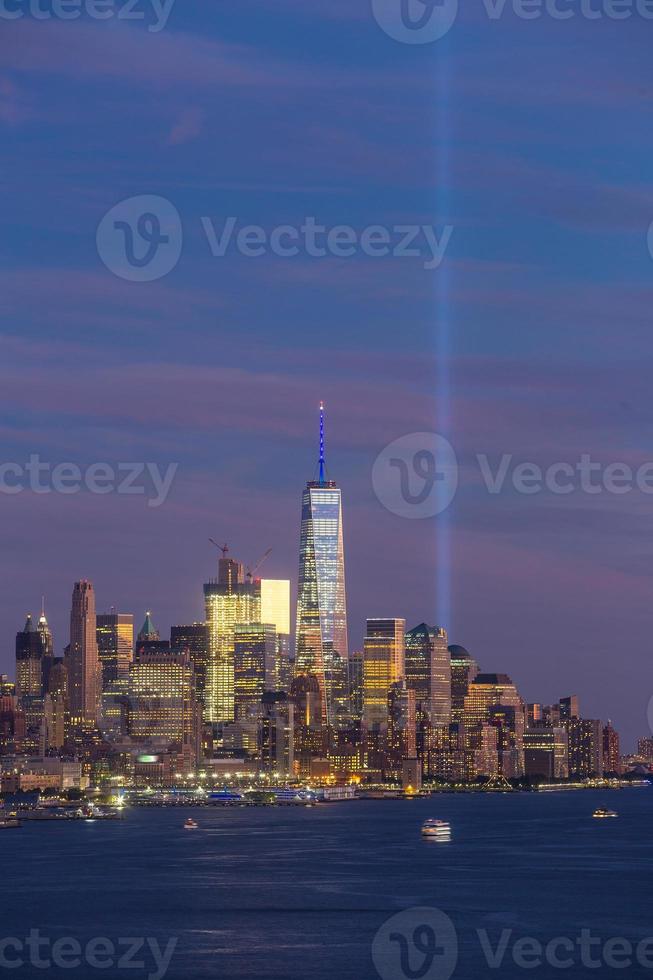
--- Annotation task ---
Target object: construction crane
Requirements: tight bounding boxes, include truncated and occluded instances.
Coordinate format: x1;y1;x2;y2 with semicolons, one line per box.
209;539;229;557
246;548;272;582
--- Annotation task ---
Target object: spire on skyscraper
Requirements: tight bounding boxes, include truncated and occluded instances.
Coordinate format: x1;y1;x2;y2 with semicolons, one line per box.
138;610;160;642
318;401;326;485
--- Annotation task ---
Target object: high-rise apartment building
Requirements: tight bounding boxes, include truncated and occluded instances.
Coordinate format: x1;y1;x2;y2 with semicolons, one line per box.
405;623;451;726
67;581;100;725
602;721;621;775
295;404;348;722
566;717;602;778
362;618;406;730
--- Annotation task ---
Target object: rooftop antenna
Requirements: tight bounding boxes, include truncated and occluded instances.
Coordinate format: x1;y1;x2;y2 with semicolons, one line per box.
319;401;326;484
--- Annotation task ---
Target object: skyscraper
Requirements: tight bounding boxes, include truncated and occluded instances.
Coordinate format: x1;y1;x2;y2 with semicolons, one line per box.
448;644;479;724
96;612;134;741
170;623;210;706
405;623;451;726
362;618;406;730
96;612;134;689
204;552;261;723
129;647;200;764
233;622;278;720
295;403;348;721
15;615;43;700
67;580;100;725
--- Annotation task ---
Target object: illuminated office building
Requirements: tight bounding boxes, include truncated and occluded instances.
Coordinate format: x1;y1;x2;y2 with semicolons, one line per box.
260;578;291;686
171;623;210;705
387;679;417;766
448;644;479;724
204;554;261;723
67;581;100;726
295;403;348;722
463;673;525;778
96;613;134;688
261;579;290;637
559;695;580;721
233;623;278;720
405;623;451;726
260;691;295;776
463;673;525;733
362;618;405;730
96;613;133;742
15;615;43;700
524;725;569;780
129;647;199;759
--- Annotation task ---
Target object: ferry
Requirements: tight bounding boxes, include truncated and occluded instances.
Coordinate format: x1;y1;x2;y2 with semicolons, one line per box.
184;817;199;830
421;818;451;838
0;815;21;830
592;807;618;819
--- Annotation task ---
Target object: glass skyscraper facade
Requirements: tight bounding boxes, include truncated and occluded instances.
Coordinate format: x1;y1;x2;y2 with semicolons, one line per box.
295;405;348;722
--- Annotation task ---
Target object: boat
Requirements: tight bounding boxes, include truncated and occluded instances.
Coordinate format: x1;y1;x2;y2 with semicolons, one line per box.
421;818;451;838
593;807;618;819
183;817;199;830
0;816;21;829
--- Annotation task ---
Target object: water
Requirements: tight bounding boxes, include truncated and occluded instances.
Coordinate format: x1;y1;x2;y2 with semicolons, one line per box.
4;788;653;979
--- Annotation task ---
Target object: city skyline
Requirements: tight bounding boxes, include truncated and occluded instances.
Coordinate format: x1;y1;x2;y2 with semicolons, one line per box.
3;401;648;752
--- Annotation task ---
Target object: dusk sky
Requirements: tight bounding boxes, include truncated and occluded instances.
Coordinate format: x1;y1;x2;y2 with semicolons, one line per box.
2;0;653;746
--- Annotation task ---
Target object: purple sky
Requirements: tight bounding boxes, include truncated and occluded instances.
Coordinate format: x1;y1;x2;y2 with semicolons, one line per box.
2;1;653;747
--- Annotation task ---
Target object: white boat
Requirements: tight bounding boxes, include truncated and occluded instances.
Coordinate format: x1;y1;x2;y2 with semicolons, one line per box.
0;816;21;830
592;807;618;819
421;818;451;838
184;817;199;830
